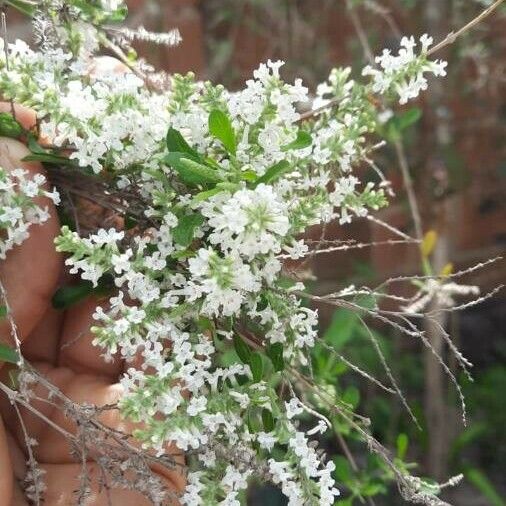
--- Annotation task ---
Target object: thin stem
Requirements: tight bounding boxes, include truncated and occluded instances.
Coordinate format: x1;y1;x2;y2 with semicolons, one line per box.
335;429;378;506
364;0;402;38
0;278;23;360
346;0;374;64
345;0;425;241
12;402;42;506
427;0;505;56
0;381;78;442
393;139;423;240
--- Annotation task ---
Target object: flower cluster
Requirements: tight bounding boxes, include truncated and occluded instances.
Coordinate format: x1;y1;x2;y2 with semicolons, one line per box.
0;4;452;504
0;167;59;259
362;34;447;104
402;278;480;314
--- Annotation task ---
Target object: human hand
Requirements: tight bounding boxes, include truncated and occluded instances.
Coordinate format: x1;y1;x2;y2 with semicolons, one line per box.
0;86;185;505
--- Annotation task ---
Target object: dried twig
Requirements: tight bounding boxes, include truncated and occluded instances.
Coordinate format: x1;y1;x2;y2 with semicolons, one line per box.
427;0;505;56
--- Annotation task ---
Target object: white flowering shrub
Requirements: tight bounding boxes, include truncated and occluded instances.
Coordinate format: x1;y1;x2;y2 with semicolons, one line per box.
0;0;496;504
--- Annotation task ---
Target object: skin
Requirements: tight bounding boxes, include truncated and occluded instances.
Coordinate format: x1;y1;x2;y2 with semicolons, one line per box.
0;60;185;505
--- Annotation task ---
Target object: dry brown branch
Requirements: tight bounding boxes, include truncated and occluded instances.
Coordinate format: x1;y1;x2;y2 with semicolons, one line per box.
427;0;505;56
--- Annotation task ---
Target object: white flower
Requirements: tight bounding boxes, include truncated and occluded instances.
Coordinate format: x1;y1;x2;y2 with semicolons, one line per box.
101;0;124;11
182;472;204;506
200;185;290;259
111;250;132;274
285;398;303;419
253;59;285;84
306;420;329;436
257;431;277;451
187;396;208;417
283;239;308;260
0;168;58;259
188;248;261;316
362;35;447;104
221;465;251;492
268;459;293;484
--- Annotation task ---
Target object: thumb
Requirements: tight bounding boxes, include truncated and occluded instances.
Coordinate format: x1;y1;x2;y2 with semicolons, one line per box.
0;137;62;348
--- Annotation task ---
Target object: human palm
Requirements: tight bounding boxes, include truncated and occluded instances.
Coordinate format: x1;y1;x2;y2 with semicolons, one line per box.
0;104;184;504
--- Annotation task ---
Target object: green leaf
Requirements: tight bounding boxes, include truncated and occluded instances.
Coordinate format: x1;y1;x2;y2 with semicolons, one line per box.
104;4;128;22
71;0;128;22
52;280;111;310
233;334;252;364
192;187;224;203
323;309;359;350
249;352;264;383
166;127;200;159
266;342;284;371
384;107;422;142
465;468;505;506
191;182;239;203
343;386;360;409
197;317;214;335
262;408;275;432
254;160;291;186
204;156;222;170
209;109;236;155
333;455;352;482
165;153;224;187
0;306;7;319
0;344;20;364
8;368;20;389
0;112;23;139
246;407;261;433
172;213;205;247
421;230;437;258
397;107;422;130
396;433;409;460
22;153;78;167
281;130;312;151
168;302;192;320
124;215;138;230
240;170;258;182
52;282;95;310
27;133;49;154
363;482;386;497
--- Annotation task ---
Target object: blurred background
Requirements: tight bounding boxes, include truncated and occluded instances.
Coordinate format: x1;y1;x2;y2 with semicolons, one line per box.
6;0;506;504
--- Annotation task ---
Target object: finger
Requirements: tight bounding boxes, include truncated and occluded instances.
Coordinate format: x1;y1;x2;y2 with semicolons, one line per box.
0;365;124;465
0;103;36;132
20;303;64;366
58;296;123;379
89;55;131;78
40;462;181;506
4;364;185;492
5;427;26;481
0;416;14;505
21;369;129;464
58;298;186;489
10;485;29;506
0;138;62;349
5;423;180;505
